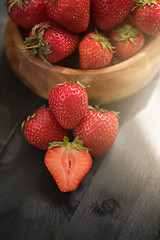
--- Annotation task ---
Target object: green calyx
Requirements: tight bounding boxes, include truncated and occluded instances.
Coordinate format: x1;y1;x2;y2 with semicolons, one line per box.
23;24;52;66
133;0;157;10
21;105;45;131
113;24;141;47
56;76;90;88
88;105;120;118
21;113;36;131
90;29;115;52
48;136;89;152
7;0;29;12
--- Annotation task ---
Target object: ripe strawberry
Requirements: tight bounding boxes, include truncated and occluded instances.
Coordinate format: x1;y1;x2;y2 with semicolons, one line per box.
79;29;114;70
44;137;92;192
90;0;135;31
48;81;88;129
73;106;119;157
109;24;145;60
23;21;80;65
22;107;68;150
46;0;90;33
132;0;160;36
7;0;48;29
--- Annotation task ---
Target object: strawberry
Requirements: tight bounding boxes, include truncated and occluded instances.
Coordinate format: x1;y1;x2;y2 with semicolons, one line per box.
44;137;92;192
7;0;48;30
46;0;90;33
73;106;119;157
22;107;68;150
109;24;145;60
132;0;160;36
23;21;80;65
48;81;88;129
79;29;114;70
90;0;135;31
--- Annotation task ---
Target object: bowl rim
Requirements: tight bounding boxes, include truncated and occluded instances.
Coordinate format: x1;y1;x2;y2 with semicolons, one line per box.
8;18;156;76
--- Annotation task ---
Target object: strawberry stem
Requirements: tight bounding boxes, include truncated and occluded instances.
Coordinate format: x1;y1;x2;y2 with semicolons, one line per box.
132;0;157;10
113;24;141;47
23;24;52;67
56;78;90;88
7;0;29;12
88;105;120;118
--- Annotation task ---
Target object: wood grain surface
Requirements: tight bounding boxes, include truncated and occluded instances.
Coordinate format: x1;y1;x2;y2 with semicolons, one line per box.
1;3;160;240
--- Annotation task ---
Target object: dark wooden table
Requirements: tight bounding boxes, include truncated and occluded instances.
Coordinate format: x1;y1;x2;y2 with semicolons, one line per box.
1;3;160;240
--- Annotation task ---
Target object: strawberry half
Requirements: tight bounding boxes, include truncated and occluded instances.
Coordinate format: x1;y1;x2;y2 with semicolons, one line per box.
22;106;68;150
7;0;48;29
73;106;119;157
44;136;92;192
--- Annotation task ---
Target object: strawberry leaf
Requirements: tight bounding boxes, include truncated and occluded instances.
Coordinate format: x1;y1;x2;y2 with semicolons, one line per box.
23;24;52;66
90;29;115;52
7;0;29;11
132;0;157;10
49;136;89;152
113;24;140;46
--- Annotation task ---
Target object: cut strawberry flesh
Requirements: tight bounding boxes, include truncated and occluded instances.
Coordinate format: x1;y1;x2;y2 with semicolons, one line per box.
44;147;92;192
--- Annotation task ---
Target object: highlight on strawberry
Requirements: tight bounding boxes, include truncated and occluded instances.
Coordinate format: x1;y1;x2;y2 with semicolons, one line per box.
44;136;92;192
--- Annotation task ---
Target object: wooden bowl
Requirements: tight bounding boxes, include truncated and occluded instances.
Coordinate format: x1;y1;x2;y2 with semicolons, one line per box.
4;19;160;104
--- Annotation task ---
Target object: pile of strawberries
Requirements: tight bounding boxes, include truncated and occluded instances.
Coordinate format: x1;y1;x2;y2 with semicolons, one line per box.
7;0;160;70
22;81;119;192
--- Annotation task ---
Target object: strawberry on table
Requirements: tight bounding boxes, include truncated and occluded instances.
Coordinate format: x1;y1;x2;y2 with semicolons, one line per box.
46;0;90;33
73;106;119;157
48;81;88;129
90;0;135;31
22;106;68;150
132;0;160;36
7;0;48;29
109;24;145;60
79;29;114;70
23;21;80;65
44;136;92;192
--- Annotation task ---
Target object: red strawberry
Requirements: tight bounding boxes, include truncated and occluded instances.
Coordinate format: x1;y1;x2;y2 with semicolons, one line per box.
73;106;119;157
23;21;80;65
132;0;160;36
7;0;48;29
48;81;88;129
109;24;145;60
44;137;92;192
90;0;135;31
22;107;68;150
46;0;90;33
79;29;114;70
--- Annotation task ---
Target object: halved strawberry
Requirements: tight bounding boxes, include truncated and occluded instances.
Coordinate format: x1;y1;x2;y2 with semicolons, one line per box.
44;137;92;192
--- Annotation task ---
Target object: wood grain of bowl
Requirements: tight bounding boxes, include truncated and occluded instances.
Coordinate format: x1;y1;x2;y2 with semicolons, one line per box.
4;19;160;104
